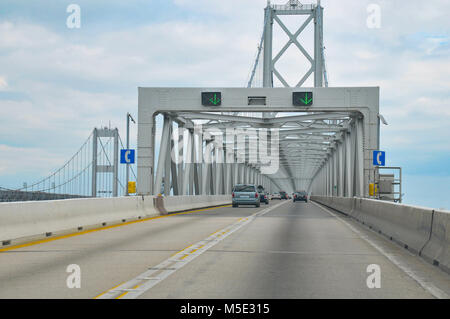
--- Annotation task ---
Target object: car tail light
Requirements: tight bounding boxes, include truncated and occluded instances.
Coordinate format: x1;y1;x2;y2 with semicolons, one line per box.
264;195;267;199
255;193;258;198
232;192;235;198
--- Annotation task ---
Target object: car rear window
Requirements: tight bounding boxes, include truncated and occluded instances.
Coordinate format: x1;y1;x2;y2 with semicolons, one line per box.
233;185;256;192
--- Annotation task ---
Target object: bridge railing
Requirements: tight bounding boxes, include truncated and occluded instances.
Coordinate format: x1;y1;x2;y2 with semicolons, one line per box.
0;188;89;202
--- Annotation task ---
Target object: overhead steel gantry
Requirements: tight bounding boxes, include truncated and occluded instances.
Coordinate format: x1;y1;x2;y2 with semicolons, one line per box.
137;1;381;198
137;87;380;197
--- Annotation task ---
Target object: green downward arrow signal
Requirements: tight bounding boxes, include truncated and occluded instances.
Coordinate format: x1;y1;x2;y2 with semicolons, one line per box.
209;94;221;105
299;93;312;105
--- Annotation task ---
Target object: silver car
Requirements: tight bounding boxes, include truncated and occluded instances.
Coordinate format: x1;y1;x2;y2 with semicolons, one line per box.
271;192;281;200
232;184;260;208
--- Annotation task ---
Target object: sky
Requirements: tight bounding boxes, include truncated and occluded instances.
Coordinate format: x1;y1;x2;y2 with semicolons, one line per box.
0;0;449;209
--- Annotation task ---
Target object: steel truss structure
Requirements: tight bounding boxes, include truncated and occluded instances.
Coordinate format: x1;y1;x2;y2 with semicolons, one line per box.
137;2;381;199
137;87;380;198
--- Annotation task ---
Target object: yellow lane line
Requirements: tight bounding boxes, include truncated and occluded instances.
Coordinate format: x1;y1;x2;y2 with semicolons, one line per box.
170;244;194;258
93;281;125;299
179;254;189;260
0;204;231;253
208;229;223;236
96;201;285;300
112;285;140;299
115;291;128;299
94;210;256;299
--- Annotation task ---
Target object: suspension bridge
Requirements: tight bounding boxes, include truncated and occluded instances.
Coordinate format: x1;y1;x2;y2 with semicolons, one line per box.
0;0;449;300
0;127;137;202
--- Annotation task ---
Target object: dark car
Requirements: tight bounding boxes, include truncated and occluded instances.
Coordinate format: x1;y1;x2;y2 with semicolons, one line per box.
257;188;269;205
293;191;308;202
279;191;288;200
256;185;269;205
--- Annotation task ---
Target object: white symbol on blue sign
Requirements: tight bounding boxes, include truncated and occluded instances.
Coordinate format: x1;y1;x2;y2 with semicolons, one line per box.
120;149;135;164
373;151;385;166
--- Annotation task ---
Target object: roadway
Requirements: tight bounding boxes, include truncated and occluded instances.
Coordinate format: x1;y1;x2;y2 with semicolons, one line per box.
0;200;449;299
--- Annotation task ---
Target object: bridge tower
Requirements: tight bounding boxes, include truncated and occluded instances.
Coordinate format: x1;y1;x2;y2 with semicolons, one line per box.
92;128;119;197
261;0;327;88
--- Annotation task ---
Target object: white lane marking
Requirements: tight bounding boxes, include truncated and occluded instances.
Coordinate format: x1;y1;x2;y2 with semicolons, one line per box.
98;200;290;299
312;201;449;299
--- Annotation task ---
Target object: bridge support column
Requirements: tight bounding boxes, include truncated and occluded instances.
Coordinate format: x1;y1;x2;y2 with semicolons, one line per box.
164;122;172;196
177;125;184;194
233;163;238;188
91;127;119;197
194;131;202;195
239;164;243;184
190;130;198;195
91;128;98;197
170;124;179;196
201;140;209;195
182;130;193;195
314;2;324;87
338;141;344;197
345;131;353;197
155;116;170;195
332;149;337;196
263;4;273;88
225;163;232;194
356;119;365;197
113;129;118;197
214;146;222;195
328;157;332;196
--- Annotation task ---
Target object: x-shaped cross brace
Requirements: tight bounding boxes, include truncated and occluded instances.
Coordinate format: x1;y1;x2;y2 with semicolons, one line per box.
272;13;315;87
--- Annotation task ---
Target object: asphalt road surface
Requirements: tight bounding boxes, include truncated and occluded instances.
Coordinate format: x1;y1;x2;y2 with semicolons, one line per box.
1;200;449;299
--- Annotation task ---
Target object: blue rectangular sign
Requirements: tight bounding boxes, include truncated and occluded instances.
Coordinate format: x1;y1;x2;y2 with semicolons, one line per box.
373;150;385;166
120;149;135;164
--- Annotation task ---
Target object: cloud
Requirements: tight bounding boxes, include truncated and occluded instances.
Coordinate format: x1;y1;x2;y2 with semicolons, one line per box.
0;144;66;177
0;0;448;207
0;76;8;90
0;21;60;49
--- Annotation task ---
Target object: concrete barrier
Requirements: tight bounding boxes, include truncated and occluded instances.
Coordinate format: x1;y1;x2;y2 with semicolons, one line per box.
310;195;331;208
0;196;158;246
357;199;433;255
162;195;231;213
421;209;450;273
0;195;232;248
311;196;355;216
311;196;435;262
